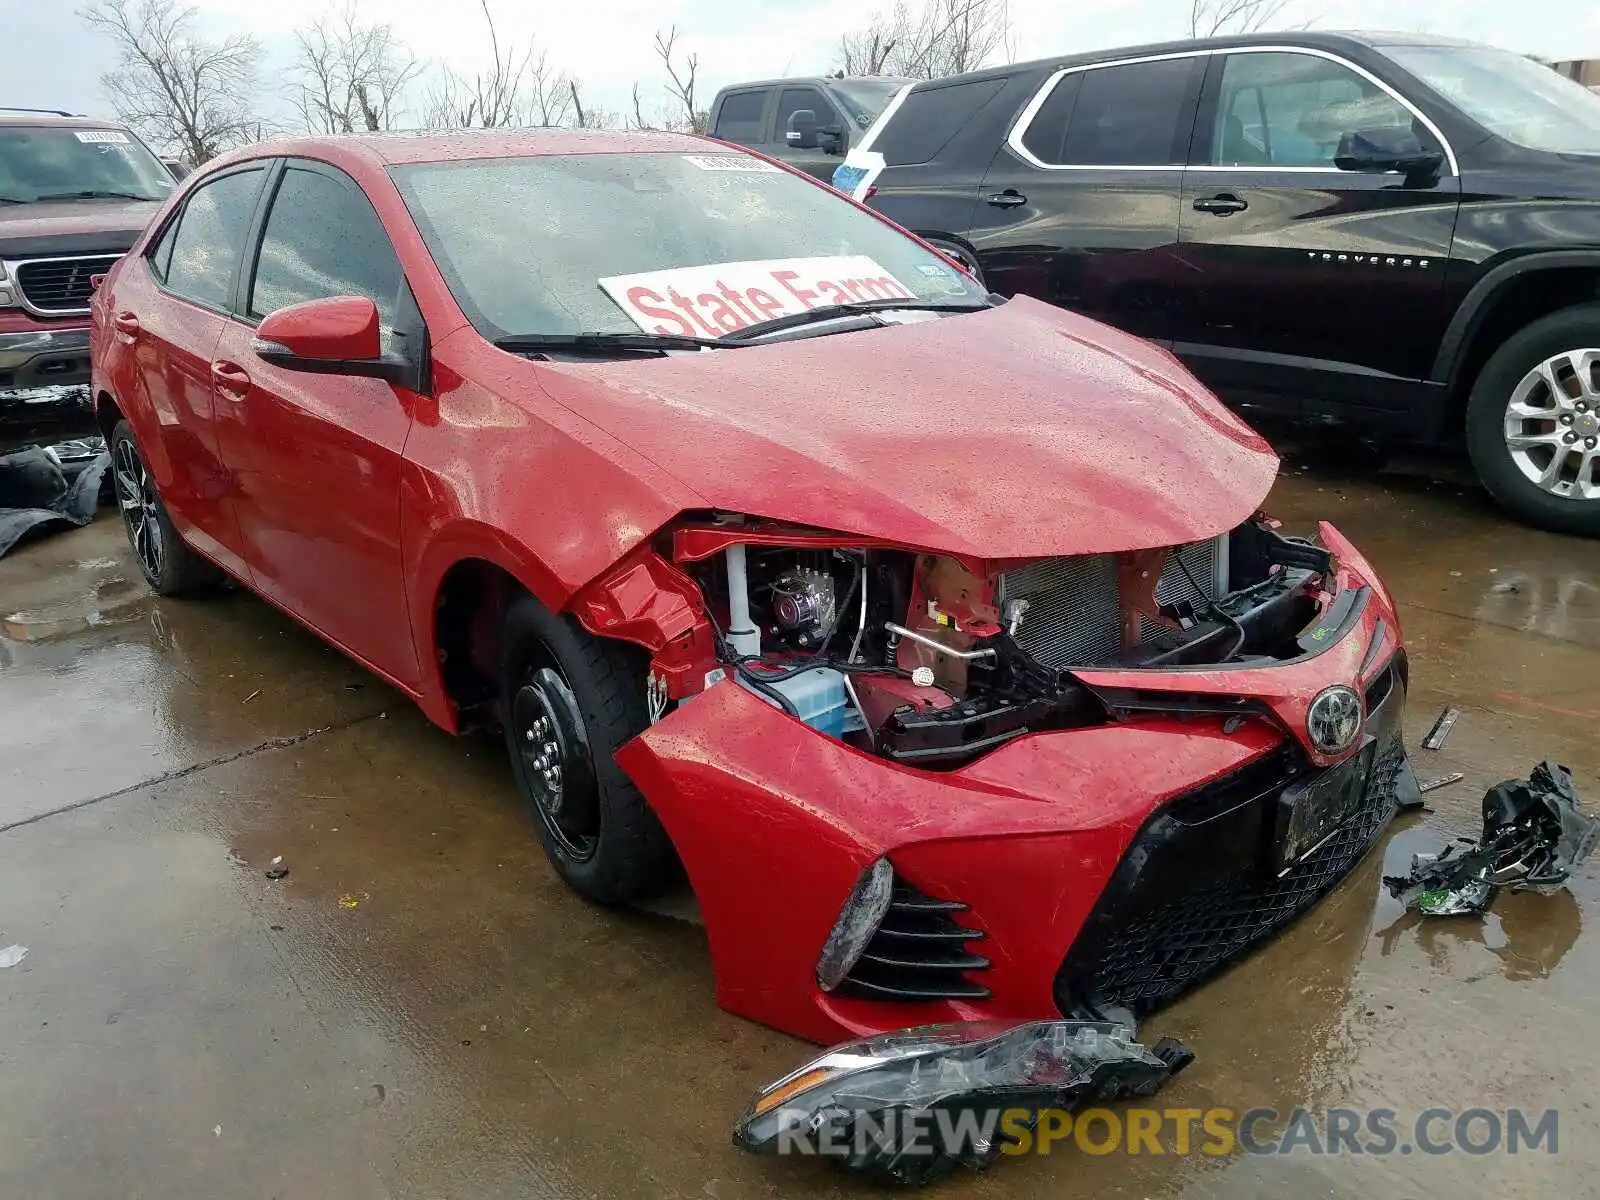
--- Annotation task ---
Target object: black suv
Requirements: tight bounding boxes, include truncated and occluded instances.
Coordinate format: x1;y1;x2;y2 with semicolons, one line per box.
842;33;1600;535
707;75;910;180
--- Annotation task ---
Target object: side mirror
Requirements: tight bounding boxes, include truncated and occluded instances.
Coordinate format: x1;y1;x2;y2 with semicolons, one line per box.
819;125;846;155
253;295;409;383
786;108;820;150
1334;128;1443;183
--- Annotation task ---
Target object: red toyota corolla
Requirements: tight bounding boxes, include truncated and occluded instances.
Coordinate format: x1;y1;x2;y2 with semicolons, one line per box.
90;130;1419;1045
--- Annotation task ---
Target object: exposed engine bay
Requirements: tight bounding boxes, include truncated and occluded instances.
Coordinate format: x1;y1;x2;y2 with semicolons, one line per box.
659;515;1346;768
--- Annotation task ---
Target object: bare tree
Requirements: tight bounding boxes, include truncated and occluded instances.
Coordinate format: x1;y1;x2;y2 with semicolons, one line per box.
80;0;263;162
840;12;902;76
652;26;706;133
420;0;556;128
1188;0;1293;38
525;51;574;127
836;0;1011;80
290;0;421;133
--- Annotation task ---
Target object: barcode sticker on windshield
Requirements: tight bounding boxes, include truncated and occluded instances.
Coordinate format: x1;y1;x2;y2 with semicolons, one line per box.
75;131;131;144
681;154;782;173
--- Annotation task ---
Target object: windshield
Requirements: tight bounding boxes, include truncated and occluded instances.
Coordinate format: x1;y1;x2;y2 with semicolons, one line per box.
0;126;175;201
391;151;985;342
831;79;913;130
1386;45;1600;155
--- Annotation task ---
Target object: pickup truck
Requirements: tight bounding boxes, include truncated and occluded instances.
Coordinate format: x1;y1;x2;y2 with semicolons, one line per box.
705;75;910;180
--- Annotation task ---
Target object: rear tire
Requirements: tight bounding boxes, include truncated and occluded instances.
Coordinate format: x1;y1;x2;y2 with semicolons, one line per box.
109;420;223;596
499;592;676;904
1465;305;1600;537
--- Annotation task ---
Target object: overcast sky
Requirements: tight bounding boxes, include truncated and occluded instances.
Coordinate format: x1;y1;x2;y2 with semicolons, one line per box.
6;0;1599;135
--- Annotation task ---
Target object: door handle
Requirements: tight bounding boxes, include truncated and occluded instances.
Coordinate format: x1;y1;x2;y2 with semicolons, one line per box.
113;311;140;339
210;359;252;396
986;189;1027;208
1193;194;1249;215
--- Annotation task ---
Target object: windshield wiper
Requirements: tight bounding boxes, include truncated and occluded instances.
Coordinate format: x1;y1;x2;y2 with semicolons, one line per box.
493;331;733;354
34;189;152;201
719;298;992;343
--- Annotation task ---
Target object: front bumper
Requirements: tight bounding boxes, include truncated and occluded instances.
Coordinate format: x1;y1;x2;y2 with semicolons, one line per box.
616;523;1415;1045
0;326;92;392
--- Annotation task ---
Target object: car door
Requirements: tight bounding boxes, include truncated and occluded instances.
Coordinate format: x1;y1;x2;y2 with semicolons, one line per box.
773;85;846;180
208;159;421;686
962;53;1206;342
708;87;773;151
1174;48;1462;414
112;164;267;579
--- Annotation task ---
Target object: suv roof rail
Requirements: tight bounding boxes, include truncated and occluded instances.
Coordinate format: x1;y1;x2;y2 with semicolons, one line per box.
0;106;82;117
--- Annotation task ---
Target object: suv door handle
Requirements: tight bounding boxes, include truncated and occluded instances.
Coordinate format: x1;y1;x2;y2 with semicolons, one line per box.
113;311;141;339
1193;193;1249;215
210;360;252;396
986;189;1027;208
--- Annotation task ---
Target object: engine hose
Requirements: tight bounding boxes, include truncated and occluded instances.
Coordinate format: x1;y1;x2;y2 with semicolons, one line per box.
809;557;862;661
732;659;802;719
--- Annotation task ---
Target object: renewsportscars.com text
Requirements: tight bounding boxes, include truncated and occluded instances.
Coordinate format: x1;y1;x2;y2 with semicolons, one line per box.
775;1105;1559;1159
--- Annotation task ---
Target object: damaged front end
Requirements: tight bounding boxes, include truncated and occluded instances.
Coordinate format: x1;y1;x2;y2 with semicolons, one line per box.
599;511;1360;766
577;508;1414;1043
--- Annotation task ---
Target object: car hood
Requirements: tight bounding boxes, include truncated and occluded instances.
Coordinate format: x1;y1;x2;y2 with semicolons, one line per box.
0;198;162;259
534;296;1278;559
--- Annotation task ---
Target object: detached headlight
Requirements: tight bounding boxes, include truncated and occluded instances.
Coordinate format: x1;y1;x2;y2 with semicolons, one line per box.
814;857;894;992
733;1019;1194;1186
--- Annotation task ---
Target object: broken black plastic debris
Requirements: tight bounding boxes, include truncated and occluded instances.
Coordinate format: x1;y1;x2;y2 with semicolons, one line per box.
0;441;111;559
732;1019;1193;1187
1385;761;1600;917
1421;707;1460;751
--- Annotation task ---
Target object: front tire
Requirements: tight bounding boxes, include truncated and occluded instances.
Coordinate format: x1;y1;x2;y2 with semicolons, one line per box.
499;593;676;904
1466;306;1600;536
109;420;223;596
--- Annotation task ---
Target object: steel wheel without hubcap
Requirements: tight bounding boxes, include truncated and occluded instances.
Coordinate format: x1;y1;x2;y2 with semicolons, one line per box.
113;437;165;579
1502;348;1600;502
512;664;601;863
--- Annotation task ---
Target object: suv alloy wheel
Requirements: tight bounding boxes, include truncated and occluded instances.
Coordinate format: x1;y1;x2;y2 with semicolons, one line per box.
1466;305;1600;537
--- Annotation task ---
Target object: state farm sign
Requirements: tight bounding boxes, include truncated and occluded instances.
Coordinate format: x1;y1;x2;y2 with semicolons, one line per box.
598;256;916;338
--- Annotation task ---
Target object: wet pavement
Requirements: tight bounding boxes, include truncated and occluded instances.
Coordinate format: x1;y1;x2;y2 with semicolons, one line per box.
1;450;1596;1198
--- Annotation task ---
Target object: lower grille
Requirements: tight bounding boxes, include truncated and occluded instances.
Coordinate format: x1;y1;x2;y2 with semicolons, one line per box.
1001;536;1226;669
1058;733;1406;1017
839;880;991;1001
15;254;120;313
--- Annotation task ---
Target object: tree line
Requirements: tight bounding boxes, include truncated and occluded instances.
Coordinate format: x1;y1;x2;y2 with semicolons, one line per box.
81;0;1295;164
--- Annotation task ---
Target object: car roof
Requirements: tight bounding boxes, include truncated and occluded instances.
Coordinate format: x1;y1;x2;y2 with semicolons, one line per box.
209;127;719;172
908;29;1493;87
0;111;133;129
717;76;914;92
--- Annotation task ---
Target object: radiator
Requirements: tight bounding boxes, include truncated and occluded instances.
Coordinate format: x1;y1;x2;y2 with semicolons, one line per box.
999;536;1227;669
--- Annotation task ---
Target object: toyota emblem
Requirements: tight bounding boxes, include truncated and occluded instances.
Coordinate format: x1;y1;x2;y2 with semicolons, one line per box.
1307;685;1363;754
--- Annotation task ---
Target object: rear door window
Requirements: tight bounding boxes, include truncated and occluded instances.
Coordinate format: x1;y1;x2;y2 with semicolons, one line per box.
162;167;265;309
873;78;1007;165
1020;57;1201;166
712;90;769;143
248;164;401;324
